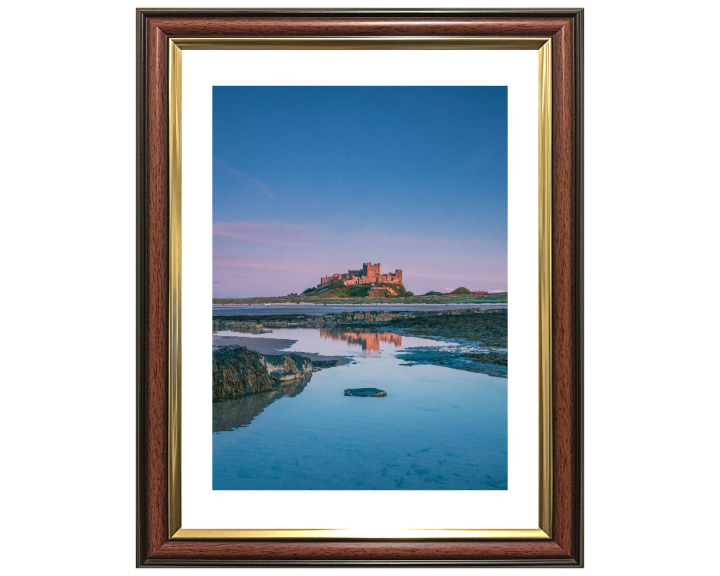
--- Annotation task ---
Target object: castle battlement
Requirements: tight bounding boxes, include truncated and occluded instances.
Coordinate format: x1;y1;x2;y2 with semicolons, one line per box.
319;262;403;287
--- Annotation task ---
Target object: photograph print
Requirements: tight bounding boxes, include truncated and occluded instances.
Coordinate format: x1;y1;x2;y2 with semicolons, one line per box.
211;86;508;490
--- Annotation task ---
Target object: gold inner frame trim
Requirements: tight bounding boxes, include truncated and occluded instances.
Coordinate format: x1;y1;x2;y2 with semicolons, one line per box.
537;39;553;536
168;39;182;538
173;528;549;540
167;37;552;540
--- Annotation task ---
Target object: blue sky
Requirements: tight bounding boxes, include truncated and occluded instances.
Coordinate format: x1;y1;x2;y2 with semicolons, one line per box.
213;86;507;297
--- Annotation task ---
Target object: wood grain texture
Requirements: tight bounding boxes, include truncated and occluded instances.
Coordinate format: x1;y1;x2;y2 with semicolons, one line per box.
147;16;572;38
137;9;583;567
138;15;170;564
551;18;577;559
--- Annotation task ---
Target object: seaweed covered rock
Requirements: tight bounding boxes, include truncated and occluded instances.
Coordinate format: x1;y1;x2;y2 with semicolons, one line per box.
212;319;270;334
396;347;507;378
344;388;387;397
212;346;276;402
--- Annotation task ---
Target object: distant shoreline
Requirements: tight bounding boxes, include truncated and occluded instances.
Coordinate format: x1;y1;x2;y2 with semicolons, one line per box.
213;293;508;306
213;302;508;307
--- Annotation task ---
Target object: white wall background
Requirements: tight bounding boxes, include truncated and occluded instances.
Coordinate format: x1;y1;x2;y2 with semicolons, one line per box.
1;0;718;574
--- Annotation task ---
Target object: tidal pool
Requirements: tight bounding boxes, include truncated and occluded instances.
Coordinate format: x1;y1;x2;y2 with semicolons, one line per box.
213;327;507;490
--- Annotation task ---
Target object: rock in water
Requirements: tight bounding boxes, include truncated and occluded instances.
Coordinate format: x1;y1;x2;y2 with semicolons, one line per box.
344;388;387;397
212;346;276;402
213;346;315;401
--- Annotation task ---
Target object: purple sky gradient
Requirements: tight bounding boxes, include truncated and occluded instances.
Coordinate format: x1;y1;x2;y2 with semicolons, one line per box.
213;87;507;297
213;226;507;296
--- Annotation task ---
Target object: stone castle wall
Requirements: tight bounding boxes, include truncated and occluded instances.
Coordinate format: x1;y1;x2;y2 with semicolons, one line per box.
320;262;403;288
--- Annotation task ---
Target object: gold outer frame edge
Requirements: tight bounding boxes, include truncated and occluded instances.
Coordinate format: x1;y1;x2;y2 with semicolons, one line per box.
167;37;552;540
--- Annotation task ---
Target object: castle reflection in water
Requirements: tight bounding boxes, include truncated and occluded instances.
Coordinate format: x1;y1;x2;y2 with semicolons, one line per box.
320;328;402;352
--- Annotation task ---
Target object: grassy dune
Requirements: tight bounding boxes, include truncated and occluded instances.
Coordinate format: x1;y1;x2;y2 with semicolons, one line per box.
304;282;411;298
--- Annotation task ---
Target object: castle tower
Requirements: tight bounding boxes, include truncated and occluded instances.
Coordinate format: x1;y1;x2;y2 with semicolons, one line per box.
363;262;381;279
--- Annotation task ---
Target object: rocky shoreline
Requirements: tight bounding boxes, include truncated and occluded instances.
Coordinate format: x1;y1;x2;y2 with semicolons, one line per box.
213;308;508;378
213;308;504;334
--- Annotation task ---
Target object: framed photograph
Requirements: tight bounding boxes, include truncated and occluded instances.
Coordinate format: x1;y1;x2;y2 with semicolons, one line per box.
137;8;583;567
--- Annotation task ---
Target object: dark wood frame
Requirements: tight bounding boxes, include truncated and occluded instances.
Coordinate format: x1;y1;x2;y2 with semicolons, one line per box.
137;8;583;567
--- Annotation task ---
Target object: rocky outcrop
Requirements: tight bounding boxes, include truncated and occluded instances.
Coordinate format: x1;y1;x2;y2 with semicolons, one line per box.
344;388;387;397
212;346;276;402
213;346;314;402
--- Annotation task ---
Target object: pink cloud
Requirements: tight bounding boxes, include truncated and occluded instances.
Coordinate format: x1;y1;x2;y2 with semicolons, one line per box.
213;221;320;246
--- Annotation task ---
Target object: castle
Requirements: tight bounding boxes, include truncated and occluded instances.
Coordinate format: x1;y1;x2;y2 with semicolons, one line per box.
319;262;403;287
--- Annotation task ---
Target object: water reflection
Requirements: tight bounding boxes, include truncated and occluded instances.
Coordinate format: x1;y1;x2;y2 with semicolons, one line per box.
213;327;508;490
320;328;402;352
213;373;311;432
